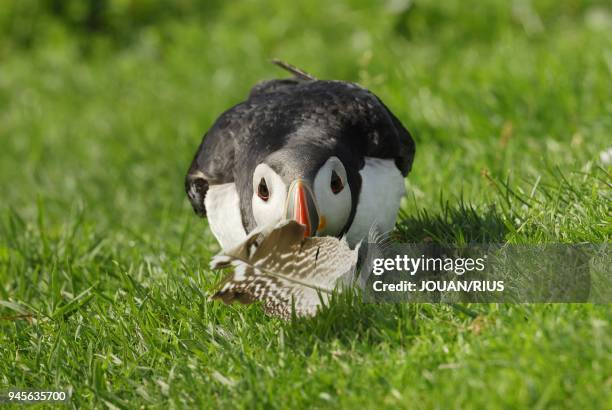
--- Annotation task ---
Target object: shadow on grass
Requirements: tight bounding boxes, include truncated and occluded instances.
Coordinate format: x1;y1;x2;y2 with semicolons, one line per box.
283;288;487;351
395;199;509;244
283;201;510;347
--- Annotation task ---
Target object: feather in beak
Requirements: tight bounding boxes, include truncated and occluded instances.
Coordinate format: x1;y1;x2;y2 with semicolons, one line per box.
210;220;359;319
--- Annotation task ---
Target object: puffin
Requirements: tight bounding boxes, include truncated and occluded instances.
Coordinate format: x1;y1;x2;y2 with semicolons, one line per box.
185;61;415;250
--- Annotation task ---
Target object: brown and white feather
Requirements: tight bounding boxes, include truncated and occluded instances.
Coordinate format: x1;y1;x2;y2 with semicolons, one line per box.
210;220;359;319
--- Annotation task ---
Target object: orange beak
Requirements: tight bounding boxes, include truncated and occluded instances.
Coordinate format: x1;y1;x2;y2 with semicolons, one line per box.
285;179;319;237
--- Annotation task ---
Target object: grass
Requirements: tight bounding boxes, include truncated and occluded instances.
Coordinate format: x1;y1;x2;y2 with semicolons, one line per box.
0;0;610;408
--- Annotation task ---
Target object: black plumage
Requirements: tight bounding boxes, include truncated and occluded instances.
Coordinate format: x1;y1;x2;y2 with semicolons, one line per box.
186;63;415;235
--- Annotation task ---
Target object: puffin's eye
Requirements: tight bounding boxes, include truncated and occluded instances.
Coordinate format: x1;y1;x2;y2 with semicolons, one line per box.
257;178;269;201
330;170;344;194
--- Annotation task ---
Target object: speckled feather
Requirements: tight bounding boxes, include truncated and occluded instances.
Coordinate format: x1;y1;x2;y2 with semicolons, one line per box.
210;220;359;319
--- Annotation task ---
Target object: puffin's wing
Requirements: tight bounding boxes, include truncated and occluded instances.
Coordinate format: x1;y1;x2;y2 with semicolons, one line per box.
186;107;252;249
382;102;416;176
302;80;415;177
357;92;416;177
185;108;243;216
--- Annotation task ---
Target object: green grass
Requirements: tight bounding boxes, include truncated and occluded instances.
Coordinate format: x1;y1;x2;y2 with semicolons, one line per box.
1;0;611;408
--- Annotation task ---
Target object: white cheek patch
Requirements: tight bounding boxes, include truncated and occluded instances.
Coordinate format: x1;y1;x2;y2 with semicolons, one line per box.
252;164;287;229
205;182;247;250
346;157;405;246
313;157;352;236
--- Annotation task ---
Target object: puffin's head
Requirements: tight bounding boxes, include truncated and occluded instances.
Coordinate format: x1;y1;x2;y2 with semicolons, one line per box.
250;145;361;238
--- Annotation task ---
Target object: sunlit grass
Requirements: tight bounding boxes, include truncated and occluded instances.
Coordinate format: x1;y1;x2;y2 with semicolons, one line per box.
0;0;610;408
